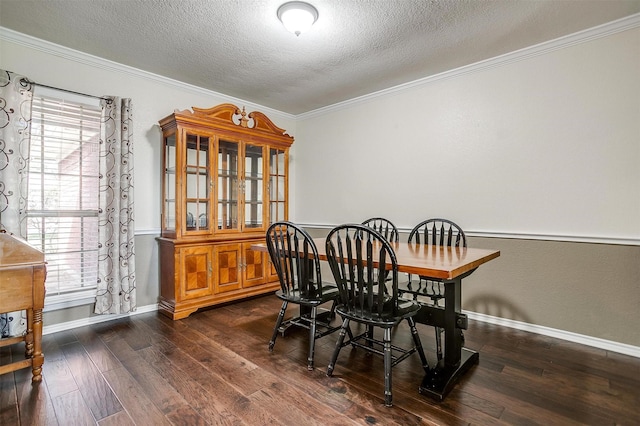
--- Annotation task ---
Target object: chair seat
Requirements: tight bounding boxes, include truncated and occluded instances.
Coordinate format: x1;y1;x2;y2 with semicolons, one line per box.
275;284;339;305
335;298;422;327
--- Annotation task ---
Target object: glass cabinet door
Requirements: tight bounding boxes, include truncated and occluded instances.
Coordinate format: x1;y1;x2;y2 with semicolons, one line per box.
163;132;177;233
269;147;287;223
184;133;211;233
244;143;265;230
218;139;239;231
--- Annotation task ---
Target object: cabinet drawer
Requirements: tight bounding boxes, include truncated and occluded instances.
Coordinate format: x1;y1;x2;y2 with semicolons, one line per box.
178;246;214;301
213;243;242;293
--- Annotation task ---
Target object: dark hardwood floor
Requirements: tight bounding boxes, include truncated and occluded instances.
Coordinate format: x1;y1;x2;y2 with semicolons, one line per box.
1;295;639;425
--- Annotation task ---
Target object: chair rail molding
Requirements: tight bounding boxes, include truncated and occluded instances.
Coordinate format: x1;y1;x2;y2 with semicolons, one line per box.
298;223;640;246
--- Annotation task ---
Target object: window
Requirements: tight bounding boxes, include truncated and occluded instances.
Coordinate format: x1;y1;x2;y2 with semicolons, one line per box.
26;90;102;308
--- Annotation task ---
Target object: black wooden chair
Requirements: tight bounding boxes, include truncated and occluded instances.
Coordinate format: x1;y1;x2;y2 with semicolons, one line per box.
398;218;467;361
266;221;341;370
325;224;429;407
361;217;399;341
361;217;399;243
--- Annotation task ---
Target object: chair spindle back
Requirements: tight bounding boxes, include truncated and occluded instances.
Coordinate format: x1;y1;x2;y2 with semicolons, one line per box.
326;224;399;318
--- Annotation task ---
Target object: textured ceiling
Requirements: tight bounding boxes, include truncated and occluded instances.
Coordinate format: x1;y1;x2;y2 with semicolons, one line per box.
1;0;639;114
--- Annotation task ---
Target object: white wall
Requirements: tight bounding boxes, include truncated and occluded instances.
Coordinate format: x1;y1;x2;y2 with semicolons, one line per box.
294;26;640;244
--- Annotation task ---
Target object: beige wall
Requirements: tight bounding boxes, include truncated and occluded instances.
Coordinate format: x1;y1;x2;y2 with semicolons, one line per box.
294;27;639;243
305;227;640;347
295;26;640;348
465;237;640;347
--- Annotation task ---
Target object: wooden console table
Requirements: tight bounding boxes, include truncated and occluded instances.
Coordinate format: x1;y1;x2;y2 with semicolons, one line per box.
0;232;46;382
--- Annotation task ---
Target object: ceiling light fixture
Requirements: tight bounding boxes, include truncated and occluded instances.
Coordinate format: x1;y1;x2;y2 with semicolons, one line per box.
277;1;318;36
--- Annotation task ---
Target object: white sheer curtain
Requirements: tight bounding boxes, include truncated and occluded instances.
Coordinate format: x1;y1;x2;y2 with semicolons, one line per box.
94;97;137;314
0;70;33;337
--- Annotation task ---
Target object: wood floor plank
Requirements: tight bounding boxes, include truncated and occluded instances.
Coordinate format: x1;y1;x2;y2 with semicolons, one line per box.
140;317;283;425
0;346;19;426
247;381;360;426
51;389;96;425
102;366;171;426
14;367;58;426
165;404;209;426
59;340;123;421
40;337;79;400
504;364;640;422
465;367;598;425
119;350;205;420
4;297;640;426
72;327;122;373
137;345;246;425
97;410;135;426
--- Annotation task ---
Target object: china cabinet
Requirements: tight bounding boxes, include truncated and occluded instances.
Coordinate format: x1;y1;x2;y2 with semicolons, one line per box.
157;104;293;319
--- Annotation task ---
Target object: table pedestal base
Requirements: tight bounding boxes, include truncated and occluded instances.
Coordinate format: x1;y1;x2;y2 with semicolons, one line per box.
419;348;479;401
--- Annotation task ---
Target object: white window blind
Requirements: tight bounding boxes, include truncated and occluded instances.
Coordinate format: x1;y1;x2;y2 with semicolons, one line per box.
27;93;102;299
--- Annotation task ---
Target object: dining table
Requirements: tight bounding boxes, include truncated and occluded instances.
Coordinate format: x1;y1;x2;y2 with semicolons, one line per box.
253;237;500;401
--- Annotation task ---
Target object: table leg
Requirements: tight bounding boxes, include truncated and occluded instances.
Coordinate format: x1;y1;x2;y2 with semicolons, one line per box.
31;308;44;382
418;275;479;400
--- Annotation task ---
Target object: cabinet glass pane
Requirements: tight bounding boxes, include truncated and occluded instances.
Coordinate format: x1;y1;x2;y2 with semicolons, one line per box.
186;201;209;230
184;134;210;232
164;134;176;230
270;201;285;223
245;144;263;229
218;139;239;230
269;148;286;224
186;169;209;199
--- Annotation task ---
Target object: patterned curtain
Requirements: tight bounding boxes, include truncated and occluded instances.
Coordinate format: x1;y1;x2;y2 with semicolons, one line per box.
0;70;33;337
94;97;136;314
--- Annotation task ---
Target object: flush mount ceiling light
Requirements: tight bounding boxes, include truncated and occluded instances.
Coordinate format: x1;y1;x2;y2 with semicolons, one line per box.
277;1;319;36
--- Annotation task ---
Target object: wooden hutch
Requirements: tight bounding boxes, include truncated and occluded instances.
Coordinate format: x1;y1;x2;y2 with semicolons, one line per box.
157;104;293;319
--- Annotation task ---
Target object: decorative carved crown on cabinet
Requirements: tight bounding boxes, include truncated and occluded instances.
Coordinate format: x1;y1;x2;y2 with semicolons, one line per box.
157;104;293;320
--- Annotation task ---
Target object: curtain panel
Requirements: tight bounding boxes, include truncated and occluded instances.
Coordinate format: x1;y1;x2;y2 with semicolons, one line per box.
0;70;33;337
95;97;137;314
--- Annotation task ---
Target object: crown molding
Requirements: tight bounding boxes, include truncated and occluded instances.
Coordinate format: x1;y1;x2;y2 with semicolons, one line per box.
0;26;296;122
297;13;640;119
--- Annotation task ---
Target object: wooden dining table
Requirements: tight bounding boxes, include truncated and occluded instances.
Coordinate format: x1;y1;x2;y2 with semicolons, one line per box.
253;237;500;401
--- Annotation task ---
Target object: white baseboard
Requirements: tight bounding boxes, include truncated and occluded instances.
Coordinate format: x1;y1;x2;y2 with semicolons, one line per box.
40;303;639;358
42;304;158;335
465;311;640;358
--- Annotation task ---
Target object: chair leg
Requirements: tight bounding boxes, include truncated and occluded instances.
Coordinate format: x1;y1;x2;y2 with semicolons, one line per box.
307;306;317;371
327;317;350;377
383;327;393;407
407;317;430;372
328;299;337;320
269;301;288;352
366;325;374;349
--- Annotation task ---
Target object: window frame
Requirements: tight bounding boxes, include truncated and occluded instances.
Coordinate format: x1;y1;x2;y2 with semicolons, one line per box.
28;87;102;311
